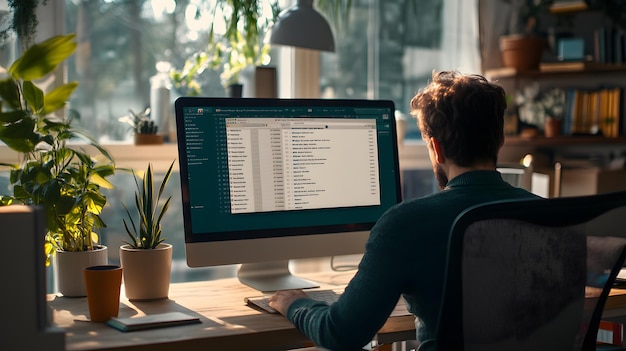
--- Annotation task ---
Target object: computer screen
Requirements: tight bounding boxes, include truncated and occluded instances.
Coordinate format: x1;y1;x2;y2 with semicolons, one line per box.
175;97;402;292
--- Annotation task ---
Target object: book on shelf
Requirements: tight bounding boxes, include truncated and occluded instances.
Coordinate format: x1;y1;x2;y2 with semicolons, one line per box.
615;28;625;64
594;26;626;64
549;0;588;13
595;27;606;64
598;320;624;347
562;87;622;138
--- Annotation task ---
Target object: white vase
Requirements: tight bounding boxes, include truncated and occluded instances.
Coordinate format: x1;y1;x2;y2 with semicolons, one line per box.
395;111;408;146
120;243;172;301
55;245;108;297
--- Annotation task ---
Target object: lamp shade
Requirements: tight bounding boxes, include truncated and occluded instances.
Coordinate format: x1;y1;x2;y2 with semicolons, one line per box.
267;0;335;52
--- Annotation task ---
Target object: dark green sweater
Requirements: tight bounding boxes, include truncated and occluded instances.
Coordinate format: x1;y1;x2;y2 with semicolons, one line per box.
286;170;541;350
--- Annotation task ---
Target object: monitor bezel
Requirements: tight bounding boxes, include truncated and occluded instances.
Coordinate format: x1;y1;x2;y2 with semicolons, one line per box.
175;97;402;269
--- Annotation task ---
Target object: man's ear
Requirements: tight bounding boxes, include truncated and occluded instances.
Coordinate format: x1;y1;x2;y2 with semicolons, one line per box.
431;138;445;164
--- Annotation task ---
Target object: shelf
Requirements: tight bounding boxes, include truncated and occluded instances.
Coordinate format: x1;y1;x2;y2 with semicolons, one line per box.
549;1;588;14
504;135;626;147
485;63;626;80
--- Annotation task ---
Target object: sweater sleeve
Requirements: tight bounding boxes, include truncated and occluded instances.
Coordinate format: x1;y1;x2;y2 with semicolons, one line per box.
286;207;411;350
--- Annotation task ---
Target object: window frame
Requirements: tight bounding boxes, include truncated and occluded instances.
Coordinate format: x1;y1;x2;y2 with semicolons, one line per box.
6;0;432;173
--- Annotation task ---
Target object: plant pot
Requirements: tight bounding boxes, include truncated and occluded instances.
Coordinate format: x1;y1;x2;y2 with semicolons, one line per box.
227;83;243;98
499;35;546;71
120;243;172;301
134;134;163;145
55;245;108;297
544;117;563;137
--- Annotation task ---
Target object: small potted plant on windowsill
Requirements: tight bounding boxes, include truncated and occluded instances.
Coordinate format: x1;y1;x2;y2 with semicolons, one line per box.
119;108;163;145
119;161;175;301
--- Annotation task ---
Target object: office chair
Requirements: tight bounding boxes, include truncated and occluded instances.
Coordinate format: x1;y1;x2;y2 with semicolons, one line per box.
435;190;626;351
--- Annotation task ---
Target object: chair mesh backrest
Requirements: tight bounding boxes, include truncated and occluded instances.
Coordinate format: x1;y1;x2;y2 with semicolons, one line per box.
436;191;626;351
462;220;626;350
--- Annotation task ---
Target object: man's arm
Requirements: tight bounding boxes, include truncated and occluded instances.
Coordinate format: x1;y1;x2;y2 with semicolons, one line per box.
267;207;411;350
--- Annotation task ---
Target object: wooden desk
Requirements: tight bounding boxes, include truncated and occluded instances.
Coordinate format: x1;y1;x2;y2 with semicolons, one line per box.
49;271;412;351
603;288;626;318
49;274;626;351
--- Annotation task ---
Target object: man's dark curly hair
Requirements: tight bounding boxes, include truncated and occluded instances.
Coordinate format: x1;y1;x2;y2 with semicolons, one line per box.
410;71;507;167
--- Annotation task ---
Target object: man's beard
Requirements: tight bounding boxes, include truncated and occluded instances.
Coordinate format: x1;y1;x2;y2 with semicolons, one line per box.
434;163;448;189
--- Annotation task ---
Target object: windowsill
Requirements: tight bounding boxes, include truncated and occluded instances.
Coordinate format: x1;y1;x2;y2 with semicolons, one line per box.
1;141;431;173
99;143;180;171
0;142;180;172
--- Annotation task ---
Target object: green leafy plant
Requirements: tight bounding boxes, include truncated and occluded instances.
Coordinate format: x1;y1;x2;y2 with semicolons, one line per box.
514;0;554;36
170;0;280;92
210;28;272;88
118;107;158;135
169;52;210;96
122;161;174;249
0;33;116;265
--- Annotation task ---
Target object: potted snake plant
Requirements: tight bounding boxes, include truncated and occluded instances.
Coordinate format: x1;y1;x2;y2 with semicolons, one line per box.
0;34;116;297
119;160;175;301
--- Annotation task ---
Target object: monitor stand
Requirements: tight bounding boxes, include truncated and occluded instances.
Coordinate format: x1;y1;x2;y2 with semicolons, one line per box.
237;260;320;293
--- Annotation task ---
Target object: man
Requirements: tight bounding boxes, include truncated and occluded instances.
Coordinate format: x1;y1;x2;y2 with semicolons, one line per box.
269;71;541;350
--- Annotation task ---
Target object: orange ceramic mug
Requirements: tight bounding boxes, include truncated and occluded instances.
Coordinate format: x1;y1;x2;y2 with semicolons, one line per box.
83;265;123;322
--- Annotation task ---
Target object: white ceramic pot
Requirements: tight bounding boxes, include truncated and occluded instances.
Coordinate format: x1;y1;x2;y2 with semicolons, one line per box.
395;111;408;146
120;243;172;301
55;245;108;297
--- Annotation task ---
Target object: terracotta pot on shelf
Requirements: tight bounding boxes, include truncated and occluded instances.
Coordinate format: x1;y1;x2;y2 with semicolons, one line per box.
134;134;163;145
544;117;563;137
499;35;547;71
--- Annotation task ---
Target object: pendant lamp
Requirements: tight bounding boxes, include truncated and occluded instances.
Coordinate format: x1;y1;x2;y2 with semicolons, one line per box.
267;0;335;52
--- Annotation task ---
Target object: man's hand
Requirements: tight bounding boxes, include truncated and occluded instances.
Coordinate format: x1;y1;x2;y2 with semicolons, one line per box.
268;289;307;315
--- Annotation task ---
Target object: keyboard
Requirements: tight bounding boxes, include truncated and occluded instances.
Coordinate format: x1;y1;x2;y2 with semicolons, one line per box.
245;289;344;314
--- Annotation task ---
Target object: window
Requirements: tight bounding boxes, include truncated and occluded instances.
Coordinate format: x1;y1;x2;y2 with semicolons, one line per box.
319;0;480;140
25;0;479;144
63;0;239;142
1;0;480;291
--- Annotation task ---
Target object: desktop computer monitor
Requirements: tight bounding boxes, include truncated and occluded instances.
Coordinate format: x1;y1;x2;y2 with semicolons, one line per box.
175;97;402;292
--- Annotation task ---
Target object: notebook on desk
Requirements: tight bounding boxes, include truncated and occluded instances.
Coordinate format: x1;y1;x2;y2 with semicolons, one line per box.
106;312;201;332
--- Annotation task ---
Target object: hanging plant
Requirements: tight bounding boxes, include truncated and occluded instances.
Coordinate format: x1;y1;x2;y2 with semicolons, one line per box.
170;0;280;93
0;0;47;50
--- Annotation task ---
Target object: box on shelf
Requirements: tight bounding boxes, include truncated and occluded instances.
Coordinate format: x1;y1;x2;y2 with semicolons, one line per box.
559;167;626;197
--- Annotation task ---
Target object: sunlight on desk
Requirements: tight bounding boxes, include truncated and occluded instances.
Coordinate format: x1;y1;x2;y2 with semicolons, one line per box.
49;271;412;351
48;271;626;350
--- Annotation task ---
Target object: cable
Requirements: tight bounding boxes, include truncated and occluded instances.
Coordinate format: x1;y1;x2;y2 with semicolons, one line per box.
329;256;358;272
